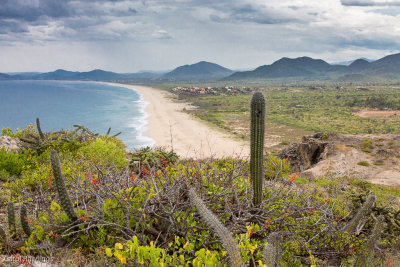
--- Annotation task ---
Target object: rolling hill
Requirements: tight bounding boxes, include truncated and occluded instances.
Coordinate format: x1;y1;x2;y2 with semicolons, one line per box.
163;61;233;80
225;53;400;81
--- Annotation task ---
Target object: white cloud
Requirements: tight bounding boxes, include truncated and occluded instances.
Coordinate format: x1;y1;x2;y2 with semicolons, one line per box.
0;0;399;72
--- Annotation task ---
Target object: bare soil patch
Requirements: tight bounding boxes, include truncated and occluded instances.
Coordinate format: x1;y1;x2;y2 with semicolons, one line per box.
354;110;400;118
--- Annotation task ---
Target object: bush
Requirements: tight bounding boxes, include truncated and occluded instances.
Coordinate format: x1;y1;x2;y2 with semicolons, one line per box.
0;148;28;180
357;161;370;167
78;136;127;169
361;138;373;153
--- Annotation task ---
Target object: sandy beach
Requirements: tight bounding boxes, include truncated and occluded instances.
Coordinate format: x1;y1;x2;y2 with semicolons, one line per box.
109;83;250;159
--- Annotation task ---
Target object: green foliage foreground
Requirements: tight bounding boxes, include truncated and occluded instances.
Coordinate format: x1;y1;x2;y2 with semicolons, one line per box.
0;120;399;266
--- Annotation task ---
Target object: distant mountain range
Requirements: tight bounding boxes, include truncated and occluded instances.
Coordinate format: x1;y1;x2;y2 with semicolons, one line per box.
1;69;163;82
225;53;400;81
331;57;374;66
163;61;233;80
1;53;400;83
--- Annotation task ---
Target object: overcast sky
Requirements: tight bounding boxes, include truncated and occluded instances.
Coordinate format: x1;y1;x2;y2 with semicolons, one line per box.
1;0;400;72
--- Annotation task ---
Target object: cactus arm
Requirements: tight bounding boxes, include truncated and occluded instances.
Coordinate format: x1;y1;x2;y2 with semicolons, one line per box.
354;215;385;267
188;189;243;267
7;202;16;238
20;204;32;237
343;195;376;233
50;149;78;222
250;91;266;206
36;117;45;141
263;232;282;267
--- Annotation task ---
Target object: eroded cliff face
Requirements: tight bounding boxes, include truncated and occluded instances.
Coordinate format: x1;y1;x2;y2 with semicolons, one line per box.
278;133;400;186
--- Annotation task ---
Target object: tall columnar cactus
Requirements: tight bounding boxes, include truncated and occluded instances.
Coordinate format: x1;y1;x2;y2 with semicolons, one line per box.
0;225;6;244
263;232;282;267
50;149;78;222
354;215;385;267
250;91;266;206
188;189;243;267
20;204;32;237
7;201;16;238
36;117;45;141
343;194;376;233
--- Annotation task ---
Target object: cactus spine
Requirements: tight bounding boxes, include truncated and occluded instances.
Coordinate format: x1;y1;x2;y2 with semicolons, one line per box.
354;215;384;267
250;91;266;206
20;204;32;237
343;194;375;233
263;232;282;267
188;189;243;267
50;149;78;222
7;201;16;238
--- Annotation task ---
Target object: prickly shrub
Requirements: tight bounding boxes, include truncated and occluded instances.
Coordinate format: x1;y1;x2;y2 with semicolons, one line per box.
50;149;78;222
250;91;266;206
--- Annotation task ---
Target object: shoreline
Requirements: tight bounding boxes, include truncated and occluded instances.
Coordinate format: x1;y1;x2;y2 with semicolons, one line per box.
108;83;250;159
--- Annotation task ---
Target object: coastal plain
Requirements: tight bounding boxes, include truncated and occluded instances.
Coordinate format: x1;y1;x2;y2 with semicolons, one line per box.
111;83;250;159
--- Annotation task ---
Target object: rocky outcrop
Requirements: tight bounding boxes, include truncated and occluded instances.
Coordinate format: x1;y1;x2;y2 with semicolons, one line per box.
278;133;400;185
278;133;330;173
0;136;23;153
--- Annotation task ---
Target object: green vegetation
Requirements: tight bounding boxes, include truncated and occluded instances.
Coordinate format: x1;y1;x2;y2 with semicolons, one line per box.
0;122;399;266
357;161;370;167
361;138;373;153
171;87;400;146
0;148;29;181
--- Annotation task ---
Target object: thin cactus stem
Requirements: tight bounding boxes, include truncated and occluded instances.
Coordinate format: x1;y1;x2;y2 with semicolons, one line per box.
354;215;385;267
0;225;6;244
343;194;376;233
250;91;266;206
7;201;16;238
263;232;282;267
50;149;78;222
20;204;32;237
36;117;45;141
188;189;243;267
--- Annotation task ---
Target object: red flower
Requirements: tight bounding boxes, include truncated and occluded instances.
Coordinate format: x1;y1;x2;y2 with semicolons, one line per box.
264;218;271;229
141;166;151;176
80;214;90;222
387;256;393;267
91;176;100;189
308;208;315;214
347;246;358;255
130;173;136;182
161;157;168;168
47;172;53;188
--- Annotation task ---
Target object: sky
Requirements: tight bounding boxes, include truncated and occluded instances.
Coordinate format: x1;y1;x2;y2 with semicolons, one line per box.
0;0;400;73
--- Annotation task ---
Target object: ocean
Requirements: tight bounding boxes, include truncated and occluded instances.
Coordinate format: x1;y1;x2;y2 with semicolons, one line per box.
0;80;154;150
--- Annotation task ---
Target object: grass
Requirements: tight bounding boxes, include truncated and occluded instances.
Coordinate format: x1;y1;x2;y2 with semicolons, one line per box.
156;85;400;153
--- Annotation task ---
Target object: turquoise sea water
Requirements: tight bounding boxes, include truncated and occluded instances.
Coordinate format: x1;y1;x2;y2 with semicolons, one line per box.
0;80;154;150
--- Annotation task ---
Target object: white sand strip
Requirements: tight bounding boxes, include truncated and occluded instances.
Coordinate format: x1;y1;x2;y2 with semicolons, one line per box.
109;83;250;159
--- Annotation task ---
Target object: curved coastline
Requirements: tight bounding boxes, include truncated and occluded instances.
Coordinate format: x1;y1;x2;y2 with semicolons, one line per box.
107;83;250;159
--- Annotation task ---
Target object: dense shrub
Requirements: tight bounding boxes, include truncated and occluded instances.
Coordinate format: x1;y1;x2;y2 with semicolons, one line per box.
0;148;29;181
78;136;127;169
